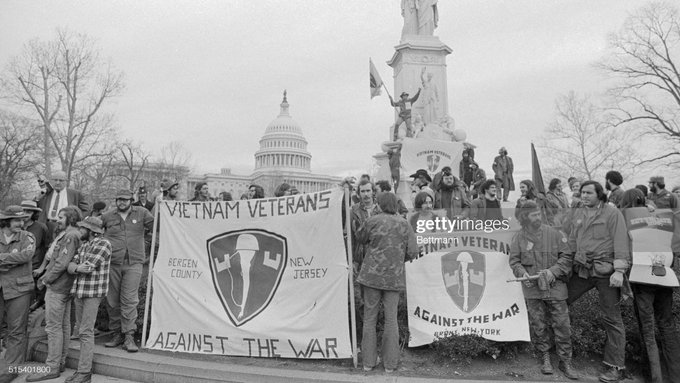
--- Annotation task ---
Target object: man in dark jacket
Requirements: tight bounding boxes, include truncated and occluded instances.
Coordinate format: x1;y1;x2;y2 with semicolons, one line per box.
0;206;35;383
492;147;515;202
37;170;89;238
434;169;470;220
509;201;577;379
101;190;154;353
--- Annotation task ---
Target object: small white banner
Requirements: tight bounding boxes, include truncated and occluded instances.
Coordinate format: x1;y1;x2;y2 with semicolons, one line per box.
400;137;464;179
146;188;352;358
406;229;531;346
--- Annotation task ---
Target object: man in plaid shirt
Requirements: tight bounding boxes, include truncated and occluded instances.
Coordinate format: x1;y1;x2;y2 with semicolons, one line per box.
65;216;111;383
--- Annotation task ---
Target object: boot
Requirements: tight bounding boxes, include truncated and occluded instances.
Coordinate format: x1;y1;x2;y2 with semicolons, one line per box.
598;366;622;383
559;360;579;380
540;353;554;375
122;333;138;352
105;332;124;348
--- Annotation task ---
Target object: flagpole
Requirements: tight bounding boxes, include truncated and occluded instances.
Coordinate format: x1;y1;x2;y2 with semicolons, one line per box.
344;185;358;369
141;200;161;349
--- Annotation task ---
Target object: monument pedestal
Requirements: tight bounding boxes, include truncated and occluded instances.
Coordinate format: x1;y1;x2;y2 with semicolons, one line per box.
387;35;452;129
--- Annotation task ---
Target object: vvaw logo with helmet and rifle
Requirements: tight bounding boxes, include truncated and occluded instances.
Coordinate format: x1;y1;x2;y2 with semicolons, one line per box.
441;250;486;313
207;229;287;326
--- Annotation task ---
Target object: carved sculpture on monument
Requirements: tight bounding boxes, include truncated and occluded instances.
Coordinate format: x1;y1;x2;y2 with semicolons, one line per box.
420;67;439;126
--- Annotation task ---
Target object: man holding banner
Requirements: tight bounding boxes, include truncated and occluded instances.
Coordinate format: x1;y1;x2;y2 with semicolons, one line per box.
509;201;577;379
566;181;630;383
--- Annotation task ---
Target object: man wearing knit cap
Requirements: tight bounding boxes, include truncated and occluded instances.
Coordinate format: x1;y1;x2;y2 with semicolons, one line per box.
101;190;154;353
0;206;35;383
648;176;678;210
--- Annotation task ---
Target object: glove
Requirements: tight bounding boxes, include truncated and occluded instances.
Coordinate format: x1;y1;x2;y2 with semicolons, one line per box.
540;269;555;284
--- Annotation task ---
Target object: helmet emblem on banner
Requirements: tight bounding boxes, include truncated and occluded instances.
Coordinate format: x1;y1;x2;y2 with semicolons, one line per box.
207;229;288;326
427;154;440;173
441;250;486;313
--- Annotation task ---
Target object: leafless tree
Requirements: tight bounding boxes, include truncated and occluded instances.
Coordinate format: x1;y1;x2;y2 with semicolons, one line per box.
599;1;680;167
118;140;151;190
540;91;640;182
0;111;42;203
157;141;192;183
2;28;124;182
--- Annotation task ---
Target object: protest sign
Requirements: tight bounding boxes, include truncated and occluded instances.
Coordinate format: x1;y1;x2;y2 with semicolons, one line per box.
146;189;352;358
406;228;531;346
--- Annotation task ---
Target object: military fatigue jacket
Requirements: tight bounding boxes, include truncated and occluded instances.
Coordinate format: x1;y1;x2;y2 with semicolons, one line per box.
509;225;571;300
649;189;678;210
567;202;630;278
0;230;35;299
356;214;419;291
42;227;81;294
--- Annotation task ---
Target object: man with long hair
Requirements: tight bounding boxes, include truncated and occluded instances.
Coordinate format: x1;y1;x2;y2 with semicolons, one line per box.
29;206;82;382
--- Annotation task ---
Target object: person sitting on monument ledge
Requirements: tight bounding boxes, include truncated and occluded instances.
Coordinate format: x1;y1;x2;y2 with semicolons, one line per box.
469;161;486;199
389;88;421;141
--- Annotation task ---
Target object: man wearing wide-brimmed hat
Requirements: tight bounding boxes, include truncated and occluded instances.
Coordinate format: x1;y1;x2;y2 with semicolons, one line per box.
65;216;111;383
0;206;35;383
21;200;51;273
389;88;422;141
101;190;154;353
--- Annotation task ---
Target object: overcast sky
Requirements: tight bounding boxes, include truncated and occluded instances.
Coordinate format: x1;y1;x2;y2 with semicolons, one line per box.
0;0;654;184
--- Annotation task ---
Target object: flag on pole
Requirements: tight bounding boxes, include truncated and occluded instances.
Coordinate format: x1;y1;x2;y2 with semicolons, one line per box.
531;143;546;195
369;58;383;99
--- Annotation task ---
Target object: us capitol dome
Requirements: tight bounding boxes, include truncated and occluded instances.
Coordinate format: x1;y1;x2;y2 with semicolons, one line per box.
187;91;341;199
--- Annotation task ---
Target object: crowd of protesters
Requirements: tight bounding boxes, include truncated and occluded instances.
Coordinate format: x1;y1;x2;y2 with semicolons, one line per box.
1;156;680;383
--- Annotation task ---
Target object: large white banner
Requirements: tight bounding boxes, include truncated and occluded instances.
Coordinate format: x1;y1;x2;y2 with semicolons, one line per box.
406;229;531;346
400;137;464;179
146;188;352;358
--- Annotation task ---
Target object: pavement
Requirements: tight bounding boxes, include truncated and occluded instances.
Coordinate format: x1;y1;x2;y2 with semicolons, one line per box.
20;336;645;383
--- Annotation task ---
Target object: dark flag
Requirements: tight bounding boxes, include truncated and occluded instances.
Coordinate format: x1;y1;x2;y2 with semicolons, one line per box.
531;143;546;196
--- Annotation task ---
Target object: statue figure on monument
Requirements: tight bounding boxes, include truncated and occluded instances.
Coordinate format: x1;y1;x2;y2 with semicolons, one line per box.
417;0;438;36
389;89;421;141
401;0;439;38
420;67;439;125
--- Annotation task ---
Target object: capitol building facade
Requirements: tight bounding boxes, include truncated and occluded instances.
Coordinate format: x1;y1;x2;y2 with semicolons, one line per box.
186;92;341;199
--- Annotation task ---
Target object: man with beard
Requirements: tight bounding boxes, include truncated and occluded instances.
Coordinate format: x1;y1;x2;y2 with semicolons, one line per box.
434;169;470;220
29;206;81;382
509;201;577;379
470;180;504;222
101;190;154;353
65;216;111;383
567;181;630;382
648;176;678;210
351;180;381;268
0;206;35;383
605;171;624;208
